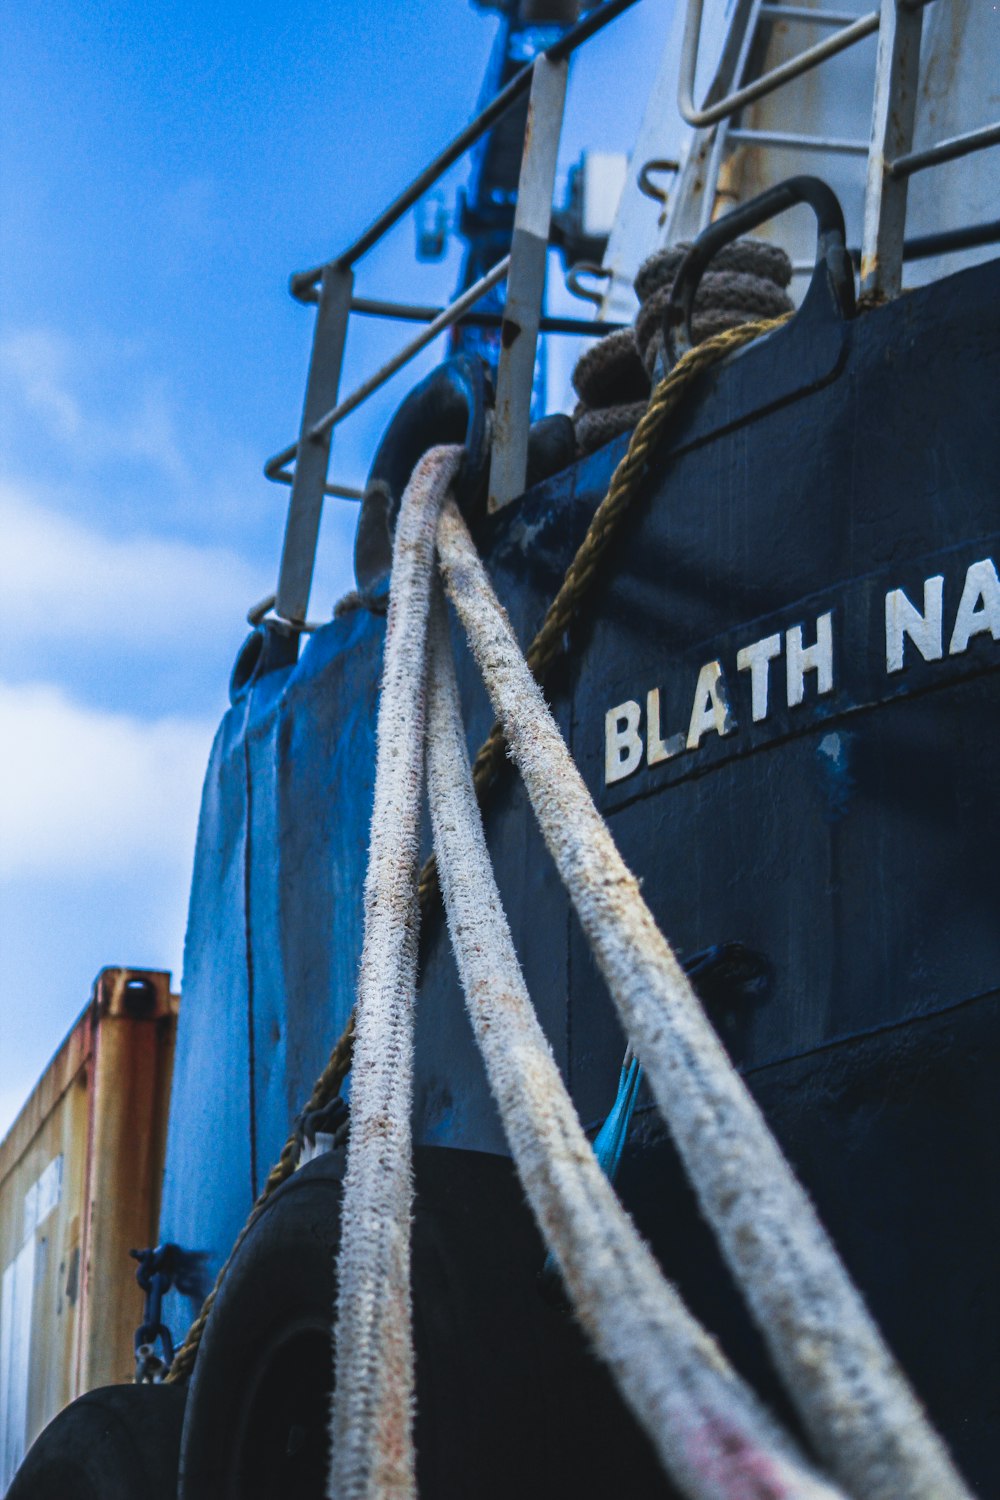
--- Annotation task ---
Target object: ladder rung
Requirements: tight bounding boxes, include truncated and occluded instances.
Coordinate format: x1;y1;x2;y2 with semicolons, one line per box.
759;4;867;24
728;127;869;155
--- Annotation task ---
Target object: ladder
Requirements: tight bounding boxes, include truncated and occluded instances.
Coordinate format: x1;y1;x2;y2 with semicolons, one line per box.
598;0;999;317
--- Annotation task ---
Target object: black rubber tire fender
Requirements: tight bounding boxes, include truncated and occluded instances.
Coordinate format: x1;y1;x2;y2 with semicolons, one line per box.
176;1146;670;1500
176;1152;343;1500
7;1382;187;1500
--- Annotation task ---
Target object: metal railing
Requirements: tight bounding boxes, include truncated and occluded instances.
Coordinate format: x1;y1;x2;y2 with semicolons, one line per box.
859;0;1000;299
889;119;1000;179
265;0;998;626
678;0;880;129
675;0;997;302
682;0;883;234
265;258;511;489
265;0;641;626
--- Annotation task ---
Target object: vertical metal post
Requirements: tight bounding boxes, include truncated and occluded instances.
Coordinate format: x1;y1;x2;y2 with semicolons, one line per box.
696;0;765;233
275;263;354;624
860;0;925;301
488;55;569;513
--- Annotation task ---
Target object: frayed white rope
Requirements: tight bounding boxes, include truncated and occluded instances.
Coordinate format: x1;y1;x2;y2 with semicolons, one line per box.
425;596;845;1500
328;445;464;1500
436;494;972;1500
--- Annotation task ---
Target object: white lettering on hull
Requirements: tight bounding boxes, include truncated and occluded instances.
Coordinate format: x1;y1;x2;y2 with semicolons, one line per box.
736;633;781;722
949;558;1000;656
786;612;834;707
603;556;998;787
645;689;684;766
605;700;643;785
886;576;944;672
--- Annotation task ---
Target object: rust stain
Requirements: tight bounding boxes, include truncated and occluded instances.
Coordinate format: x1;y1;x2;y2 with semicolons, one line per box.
522;97;535;159
0;966;179;1451
501;317;522;349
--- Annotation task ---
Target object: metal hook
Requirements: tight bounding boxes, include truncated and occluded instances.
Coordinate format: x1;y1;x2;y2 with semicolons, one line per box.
565;261;613;306
637;158;680;205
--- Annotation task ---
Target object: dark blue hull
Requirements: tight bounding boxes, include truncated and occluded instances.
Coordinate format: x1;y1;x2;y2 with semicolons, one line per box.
160;254;1000;1494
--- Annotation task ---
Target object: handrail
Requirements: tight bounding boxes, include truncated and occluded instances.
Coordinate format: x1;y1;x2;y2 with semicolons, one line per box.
727;126;869;153
889;119;1000;178
678;0;880;129
265;0;645;626
758;3;864;20
289;0;642;301
264;294;625;491
790;217;1000;276
264;256;510;484
309;261;510;444
350;295;625;335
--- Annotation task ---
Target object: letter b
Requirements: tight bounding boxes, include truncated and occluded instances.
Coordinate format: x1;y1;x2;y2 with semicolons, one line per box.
605;701;643;784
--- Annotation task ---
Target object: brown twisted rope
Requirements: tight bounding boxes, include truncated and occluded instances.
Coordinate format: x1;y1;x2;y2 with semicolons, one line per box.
166;1017;356;1384
418;311;789;907
166;311;787;1386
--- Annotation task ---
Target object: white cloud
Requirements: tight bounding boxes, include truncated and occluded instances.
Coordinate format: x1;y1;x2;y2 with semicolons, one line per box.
118;382;192;486
0;478;269;648
0;329;83;441
0;680;215;878
0;326;194;485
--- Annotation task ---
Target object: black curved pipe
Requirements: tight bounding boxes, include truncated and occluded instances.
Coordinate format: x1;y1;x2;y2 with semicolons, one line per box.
664;175;856;368
354;355;492;600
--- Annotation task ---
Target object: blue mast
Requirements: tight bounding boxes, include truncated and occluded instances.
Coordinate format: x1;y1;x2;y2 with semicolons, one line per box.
425;2;582;407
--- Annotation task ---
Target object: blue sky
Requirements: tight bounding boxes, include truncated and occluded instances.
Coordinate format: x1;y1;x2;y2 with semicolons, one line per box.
0;0;672;1135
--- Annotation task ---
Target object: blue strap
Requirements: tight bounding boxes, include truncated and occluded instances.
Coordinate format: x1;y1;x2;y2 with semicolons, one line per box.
591;1049;643;1185
539;1046;642;1301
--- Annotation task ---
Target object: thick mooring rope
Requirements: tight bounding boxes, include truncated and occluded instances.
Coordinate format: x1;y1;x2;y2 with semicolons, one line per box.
424;596;845;1500
168;312;787;1387
435;493;972;1500
417;312;791;909
327;445;464;1500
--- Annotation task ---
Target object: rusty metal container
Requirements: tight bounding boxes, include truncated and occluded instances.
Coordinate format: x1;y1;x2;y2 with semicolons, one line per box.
0;967;178;1490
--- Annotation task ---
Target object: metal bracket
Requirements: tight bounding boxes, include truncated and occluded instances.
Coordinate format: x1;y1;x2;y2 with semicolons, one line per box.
637;158;681;205
274;263;354;626
131;1244;178;1382
488;54;569;513
860;0;926;302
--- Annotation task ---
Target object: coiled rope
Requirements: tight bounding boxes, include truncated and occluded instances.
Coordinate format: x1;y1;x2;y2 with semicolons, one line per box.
573;236;794;456
434;491;971;1500
424;593;845;1500
167;312;793;1389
